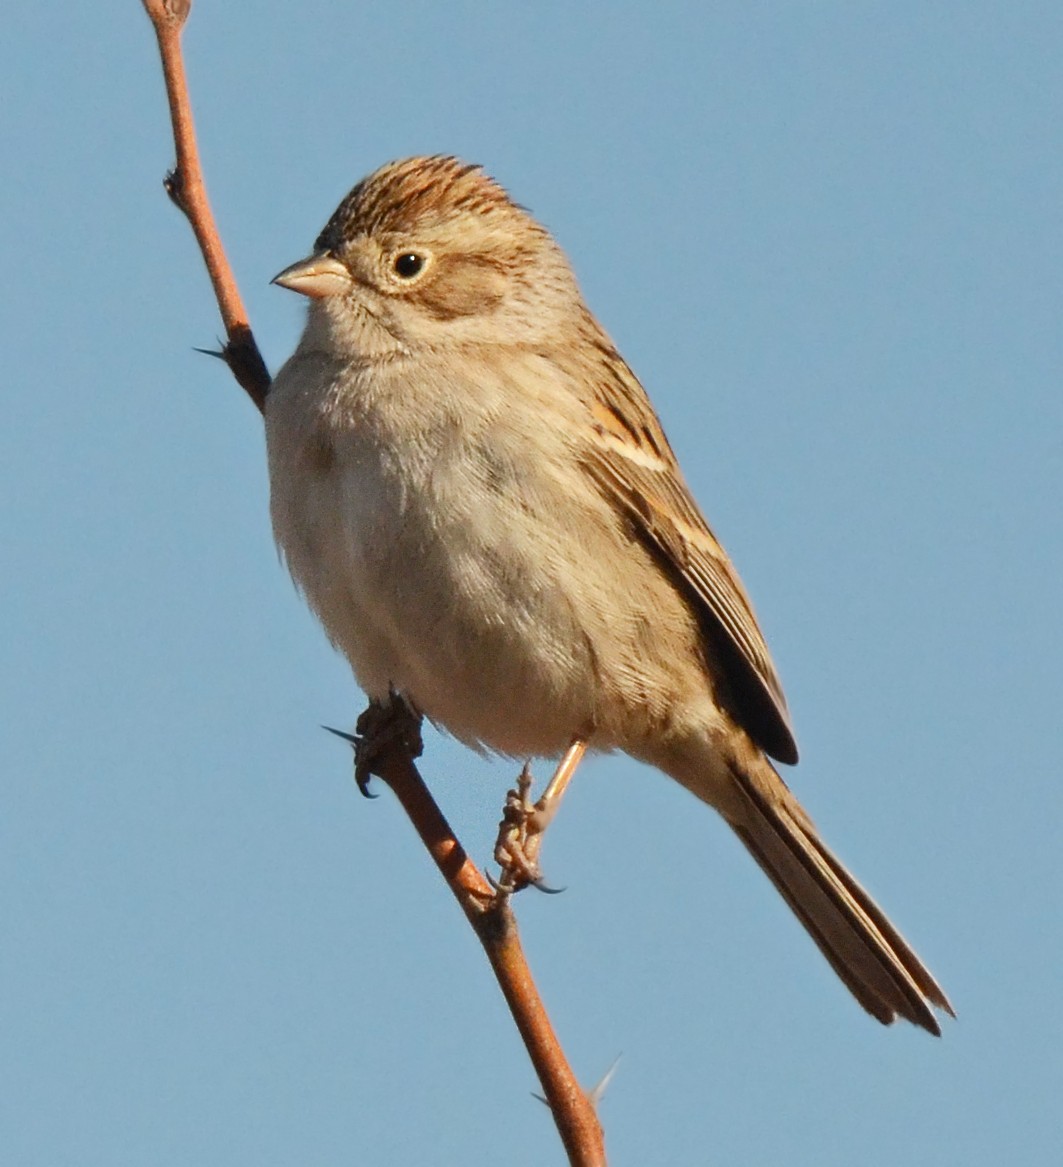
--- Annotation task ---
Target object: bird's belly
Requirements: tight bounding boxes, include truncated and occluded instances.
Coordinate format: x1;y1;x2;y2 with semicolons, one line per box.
277;447;600;757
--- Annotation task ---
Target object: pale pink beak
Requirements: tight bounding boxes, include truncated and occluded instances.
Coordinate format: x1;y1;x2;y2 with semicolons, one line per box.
271;252;352;299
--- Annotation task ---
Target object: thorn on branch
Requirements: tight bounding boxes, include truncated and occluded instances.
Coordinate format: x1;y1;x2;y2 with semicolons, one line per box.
193;344;227;361
589;1054;622;1107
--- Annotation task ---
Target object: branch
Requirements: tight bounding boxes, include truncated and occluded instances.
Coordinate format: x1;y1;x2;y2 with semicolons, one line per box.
143;0;269;411
368;720;606;1166
140;3;606;1162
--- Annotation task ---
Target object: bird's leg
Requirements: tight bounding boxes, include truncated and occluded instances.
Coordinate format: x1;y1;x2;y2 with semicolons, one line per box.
493;738;588;894
529;737;588;832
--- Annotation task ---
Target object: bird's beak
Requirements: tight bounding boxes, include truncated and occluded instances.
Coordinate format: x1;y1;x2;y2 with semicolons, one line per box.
271;252;352;299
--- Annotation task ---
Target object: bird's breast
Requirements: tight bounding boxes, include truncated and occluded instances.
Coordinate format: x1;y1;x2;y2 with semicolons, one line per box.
265;353;607;753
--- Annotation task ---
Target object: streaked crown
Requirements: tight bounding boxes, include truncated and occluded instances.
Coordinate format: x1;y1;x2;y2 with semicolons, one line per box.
314;156;540;253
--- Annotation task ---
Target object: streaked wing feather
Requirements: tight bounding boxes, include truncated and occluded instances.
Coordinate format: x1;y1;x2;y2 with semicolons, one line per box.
572;324;798;763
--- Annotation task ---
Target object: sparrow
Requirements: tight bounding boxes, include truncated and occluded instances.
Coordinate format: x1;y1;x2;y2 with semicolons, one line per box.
264;155;952;1033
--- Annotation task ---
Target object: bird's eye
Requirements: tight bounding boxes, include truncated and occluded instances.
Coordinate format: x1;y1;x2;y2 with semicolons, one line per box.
393;253;425;278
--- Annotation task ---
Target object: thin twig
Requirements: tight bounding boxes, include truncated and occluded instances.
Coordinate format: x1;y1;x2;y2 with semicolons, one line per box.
139;3;606;1162
370;738;606;1166
143;0;269;410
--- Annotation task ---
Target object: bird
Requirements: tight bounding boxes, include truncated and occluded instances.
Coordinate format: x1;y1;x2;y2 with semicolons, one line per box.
264;154;952;1034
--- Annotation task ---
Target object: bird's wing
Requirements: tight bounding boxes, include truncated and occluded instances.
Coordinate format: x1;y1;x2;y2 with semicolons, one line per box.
573;331;798;764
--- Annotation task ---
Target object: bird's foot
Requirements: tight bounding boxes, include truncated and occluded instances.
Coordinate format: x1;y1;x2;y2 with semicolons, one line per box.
325;690;423;797
492;764;564;896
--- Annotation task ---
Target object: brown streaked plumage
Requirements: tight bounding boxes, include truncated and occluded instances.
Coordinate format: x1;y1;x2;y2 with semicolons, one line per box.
265;155;953;1034
567;304;799;765
317;157;516;241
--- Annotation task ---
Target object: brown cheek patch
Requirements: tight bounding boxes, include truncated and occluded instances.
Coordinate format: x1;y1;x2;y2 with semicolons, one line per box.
416;254;506;321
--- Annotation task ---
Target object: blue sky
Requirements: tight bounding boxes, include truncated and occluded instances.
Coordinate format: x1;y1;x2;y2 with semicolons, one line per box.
3;3;1061;1163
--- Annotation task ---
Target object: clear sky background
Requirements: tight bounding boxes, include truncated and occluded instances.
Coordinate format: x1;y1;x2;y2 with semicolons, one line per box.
3;3;1061;1164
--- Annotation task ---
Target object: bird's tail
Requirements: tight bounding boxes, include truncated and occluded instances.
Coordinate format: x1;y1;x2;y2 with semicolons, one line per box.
723;755;953;1033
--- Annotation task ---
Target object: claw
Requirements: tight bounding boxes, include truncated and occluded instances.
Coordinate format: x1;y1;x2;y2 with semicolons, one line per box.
354;768;379;799
491;739;587;895
486;863;565;897
321;723;378;798
324;696;424;799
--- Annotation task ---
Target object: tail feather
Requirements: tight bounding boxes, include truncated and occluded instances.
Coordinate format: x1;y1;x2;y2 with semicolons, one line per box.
729;762;953;1033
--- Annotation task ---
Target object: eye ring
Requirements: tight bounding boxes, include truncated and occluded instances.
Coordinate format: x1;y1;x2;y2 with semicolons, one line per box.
393;252;426;279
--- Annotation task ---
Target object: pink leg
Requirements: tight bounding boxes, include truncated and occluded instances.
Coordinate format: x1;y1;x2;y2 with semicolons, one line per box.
493;738;589;894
